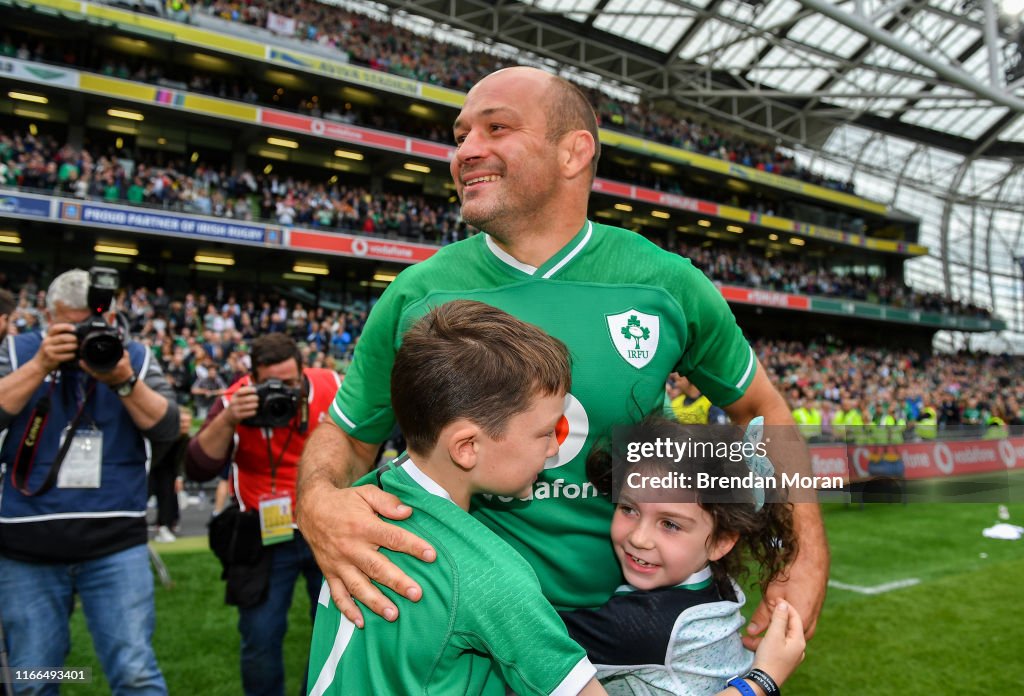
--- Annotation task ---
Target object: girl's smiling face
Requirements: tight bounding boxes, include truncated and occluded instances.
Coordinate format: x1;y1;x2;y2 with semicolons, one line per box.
610;496;737;590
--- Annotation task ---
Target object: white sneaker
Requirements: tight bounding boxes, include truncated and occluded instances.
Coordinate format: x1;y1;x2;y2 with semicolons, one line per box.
154;526;177;543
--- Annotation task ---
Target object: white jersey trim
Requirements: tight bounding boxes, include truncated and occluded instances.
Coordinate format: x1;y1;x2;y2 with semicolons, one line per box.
484;234;538;275
400;459;455;504
329;400;357;429
735;346;756;391
614;566;713;595
549;657;597;696
308;612;357;696
542;221;592;279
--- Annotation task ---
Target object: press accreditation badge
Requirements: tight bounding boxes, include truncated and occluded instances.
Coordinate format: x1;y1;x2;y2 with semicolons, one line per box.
56;427;103;489
258;495;295;546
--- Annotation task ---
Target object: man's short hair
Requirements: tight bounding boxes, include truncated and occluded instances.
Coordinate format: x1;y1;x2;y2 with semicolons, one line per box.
46;269;90;312
392;300;572;454
545;76;601;180
251;333;302;375
0;288;14;317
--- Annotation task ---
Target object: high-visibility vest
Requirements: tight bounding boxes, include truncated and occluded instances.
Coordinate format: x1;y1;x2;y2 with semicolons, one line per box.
672;394;712;424
793;407;822;439
916;408;938;440
844;410;870;444
983;417;1009;440
832;410;849;441
873;414;905;445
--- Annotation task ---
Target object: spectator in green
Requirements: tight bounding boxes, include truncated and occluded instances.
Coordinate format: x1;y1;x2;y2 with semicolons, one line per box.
127;176;146;204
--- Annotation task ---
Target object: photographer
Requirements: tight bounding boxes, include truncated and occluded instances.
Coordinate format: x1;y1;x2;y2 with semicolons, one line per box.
184;333;338;696
0;269;178;695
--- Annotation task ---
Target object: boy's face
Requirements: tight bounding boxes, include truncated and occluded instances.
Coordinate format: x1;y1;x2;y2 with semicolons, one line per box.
610;496;731;591
472;392;564;500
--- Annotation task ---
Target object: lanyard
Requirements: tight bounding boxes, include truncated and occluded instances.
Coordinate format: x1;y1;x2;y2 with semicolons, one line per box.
263;427;295;496
11;376;96;497
256;376;310;495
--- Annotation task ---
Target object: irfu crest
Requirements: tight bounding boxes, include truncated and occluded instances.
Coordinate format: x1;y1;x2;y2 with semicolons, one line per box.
606;310;660;369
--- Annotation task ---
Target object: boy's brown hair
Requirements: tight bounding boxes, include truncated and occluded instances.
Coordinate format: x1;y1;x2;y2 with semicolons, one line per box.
391;300;571;454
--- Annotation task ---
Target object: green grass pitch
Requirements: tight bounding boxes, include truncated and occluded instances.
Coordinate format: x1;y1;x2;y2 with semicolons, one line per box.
61;471;1024;694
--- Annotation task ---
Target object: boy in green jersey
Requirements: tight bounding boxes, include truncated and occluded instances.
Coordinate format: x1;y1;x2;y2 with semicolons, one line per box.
306;300;604;695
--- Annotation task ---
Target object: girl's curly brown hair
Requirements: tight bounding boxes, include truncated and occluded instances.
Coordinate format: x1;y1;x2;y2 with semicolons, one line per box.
586;417;797;599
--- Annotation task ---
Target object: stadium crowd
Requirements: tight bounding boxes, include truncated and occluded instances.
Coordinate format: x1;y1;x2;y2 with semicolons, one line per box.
5;27;872;235
3;0;855;194
1;130;468;244
679;242;995;318
756;339;1023;441
193;0;854;192
1;129;994;319
2;280;1019;439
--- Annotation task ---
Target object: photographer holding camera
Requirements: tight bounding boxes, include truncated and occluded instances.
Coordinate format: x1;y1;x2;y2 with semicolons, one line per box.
185;333;338;696
0;268;178;695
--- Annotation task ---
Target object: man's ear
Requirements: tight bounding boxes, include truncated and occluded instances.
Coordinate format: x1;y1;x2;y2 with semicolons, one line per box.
445;420;482;472
708;530;739;562
560;130;596;180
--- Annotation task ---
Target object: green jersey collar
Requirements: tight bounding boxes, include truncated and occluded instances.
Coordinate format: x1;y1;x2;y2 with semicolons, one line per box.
614;566;714;595
483;221;594;279
400;458;455;504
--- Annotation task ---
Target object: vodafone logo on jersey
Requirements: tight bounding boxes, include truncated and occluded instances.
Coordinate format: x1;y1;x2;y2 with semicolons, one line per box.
545;393;589;469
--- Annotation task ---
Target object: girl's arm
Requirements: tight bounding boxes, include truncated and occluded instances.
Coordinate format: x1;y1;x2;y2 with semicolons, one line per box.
720;602;805;696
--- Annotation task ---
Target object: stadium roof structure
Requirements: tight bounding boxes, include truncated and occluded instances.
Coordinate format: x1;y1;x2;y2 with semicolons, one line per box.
360;0;1024;350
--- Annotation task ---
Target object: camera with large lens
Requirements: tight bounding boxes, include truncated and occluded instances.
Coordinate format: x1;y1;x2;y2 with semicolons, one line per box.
72;267;124;373
242;379;301;429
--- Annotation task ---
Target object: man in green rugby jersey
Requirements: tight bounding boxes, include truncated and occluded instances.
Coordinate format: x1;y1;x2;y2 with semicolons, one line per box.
296;66;828;651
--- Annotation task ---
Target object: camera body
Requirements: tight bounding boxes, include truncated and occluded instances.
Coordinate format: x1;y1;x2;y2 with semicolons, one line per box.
71;267;124;373
242;378;301;429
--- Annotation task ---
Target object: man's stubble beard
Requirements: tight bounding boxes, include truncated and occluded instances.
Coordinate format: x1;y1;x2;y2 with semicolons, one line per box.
460;193;514;240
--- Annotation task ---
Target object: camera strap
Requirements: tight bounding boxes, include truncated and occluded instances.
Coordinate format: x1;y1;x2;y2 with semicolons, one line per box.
297;375;310;435
11;378;96;497
264;427;295;496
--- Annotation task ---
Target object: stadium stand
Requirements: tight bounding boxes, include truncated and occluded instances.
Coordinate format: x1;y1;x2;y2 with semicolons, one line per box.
0;0;1008;363
1;128;992;319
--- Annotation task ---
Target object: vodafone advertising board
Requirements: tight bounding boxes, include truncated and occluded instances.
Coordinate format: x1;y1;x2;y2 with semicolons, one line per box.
809;437;1022;487
287;229;438;264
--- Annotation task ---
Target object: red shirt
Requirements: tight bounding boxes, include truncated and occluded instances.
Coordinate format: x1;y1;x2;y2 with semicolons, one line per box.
186;368;340;512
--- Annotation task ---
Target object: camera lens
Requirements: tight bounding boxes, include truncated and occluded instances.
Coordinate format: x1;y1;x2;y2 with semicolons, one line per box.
266;396;291;420
81;332;123;372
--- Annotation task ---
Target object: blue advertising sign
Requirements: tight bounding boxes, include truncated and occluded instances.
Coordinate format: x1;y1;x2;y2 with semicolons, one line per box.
0;193;52;219
59;201;274;244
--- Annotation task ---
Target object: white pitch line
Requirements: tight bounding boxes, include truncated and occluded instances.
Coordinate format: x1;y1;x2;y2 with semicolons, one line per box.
828;578;920;595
